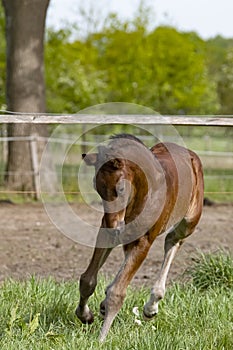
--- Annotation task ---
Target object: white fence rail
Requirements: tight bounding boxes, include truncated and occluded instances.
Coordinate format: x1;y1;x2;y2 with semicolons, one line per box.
0;114;233;126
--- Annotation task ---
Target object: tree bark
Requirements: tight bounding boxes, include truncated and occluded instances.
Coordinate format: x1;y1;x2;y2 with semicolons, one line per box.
2;0;49;195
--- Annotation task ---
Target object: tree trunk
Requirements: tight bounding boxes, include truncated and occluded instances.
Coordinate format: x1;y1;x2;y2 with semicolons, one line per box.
2;0;49;196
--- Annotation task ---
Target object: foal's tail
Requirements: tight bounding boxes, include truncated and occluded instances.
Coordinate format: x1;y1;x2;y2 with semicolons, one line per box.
185;151;204;231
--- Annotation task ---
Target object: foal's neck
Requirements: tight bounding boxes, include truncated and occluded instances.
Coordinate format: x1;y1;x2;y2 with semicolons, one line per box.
125;162;149;221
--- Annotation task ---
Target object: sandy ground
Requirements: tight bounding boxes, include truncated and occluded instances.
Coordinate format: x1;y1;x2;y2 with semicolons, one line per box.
0;202;232;287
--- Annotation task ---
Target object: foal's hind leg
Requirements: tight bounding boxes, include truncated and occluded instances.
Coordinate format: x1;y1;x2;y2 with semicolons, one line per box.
143;218;193;319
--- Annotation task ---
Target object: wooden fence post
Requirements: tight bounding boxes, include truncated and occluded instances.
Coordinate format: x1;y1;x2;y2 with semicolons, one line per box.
30;134;40;200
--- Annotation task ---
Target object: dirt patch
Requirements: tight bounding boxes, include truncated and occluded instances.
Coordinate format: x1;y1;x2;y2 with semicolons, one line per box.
0;202;232;286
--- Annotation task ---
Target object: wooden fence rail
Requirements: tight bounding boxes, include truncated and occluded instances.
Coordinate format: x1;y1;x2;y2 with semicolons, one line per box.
0;113;232;200
0;114;233;126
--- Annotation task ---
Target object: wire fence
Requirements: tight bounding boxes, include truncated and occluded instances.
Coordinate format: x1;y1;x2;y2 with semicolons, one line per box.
0;133;232;202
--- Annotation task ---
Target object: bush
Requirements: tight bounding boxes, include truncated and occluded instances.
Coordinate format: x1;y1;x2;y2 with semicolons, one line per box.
186;251;233;291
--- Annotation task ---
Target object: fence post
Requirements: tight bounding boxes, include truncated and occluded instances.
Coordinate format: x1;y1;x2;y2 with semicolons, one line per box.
30;134;40;200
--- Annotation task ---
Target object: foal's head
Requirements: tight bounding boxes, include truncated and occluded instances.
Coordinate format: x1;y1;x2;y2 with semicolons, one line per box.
82;135;149;241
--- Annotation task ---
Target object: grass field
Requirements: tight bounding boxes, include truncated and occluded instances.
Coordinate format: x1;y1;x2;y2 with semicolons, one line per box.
0;253;232;350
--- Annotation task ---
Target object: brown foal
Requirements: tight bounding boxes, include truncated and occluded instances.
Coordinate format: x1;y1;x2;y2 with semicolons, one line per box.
76;134;204;341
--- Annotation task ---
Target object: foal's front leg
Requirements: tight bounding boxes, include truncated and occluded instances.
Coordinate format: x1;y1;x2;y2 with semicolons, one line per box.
99;236;151;342
76;247;112;324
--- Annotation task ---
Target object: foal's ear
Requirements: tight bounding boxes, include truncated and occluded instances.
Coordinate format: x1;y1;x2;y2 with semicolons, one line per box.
82;153;97;166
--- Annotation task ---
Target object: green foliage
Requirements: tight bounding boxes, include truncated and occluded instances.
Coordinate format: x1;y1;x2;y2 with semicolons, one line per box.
144;27;218;114
45;29;107;113
1;2;233;115
206;36;233;114
206;35;233;74
0;256;233;350
186;251;233;290
217;48;233;114
44;7;221;115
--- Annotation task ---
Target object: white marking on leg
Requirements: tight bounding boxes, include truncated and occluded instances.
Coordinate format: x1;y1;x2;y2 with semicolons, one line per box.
144;242;180;319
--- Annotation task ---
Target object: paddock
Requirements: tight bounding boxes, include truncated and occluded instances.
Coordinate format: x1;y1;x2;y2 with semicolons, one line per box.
0;113;232;347
0;196;232;284
0;114;232;284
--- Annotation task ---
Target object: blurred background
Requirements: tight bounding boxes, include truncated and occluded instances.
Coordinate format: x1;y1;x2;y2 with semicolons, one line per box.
0;0;232;203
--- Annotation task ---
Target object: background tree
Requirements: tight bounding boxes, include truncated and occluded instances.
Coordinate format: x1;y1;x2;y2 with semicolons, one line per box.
2;0;49;195
73;18;219;115
45;12;220;116
1;0;233;199
45;29;106;113
217;48;233;114
0;3;5;110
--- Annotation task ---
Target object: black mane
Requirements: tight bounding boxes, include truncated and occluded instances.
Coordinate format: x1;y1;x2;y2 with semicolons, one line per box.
97;133;147;166
109;133;145;145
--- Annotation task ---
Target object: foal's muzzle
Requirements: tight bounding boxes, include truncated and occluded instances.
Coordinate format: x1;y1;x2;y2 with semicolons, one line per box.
104;220;125;246
116;220;125;235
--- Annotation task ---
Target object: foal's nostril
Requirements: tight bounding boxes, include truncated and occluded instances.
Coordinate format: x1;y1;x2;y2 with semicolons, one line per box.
117;220;125;234
116;229;120;235
118;186;125;195
143;310;157;320
116;179;127;196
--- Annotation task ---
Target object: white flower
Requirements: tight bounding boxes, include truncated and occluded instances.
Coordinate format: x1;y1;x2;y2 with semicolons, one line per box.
132;306;140;317
135;319;142;326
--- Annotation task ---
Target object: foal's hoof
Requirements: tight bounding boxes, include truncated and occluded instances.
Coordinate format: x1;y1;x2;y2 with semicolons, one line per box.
143;310;157;321
75;307;94;324
99;301;106;319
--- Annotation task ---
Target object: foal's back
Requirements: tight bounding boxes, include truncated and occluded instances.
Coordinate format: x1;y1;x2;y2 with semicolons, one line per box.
150;142;204;234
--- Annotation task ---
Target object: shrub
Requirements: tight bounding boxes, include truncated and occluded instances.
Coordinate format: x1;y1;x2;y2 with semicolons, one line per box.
186;251;233;291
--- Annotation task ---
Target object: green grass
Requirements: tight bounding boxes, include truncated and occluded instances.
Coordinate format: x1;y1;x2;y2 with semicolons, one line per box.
183;135;233;153
204;168;233;202
185;251;233;291
0;253;233;349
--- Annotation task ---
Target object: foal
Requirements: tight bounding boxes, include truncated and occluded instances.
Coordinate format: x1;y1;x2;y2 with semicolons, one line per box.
76;134;204;341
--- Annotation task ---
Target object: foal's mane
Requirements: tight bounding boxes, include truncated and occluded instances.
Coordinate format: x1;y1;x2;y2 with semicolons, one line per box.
97;134;147;168
109;133;145;146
